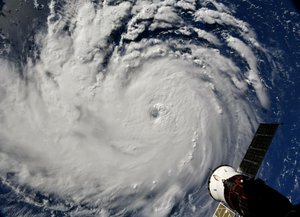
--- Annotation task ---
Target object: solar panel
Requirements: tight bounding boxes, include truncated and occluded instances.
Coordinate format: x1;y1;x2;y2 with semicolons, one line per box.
213;202;236;217
238;123;279;177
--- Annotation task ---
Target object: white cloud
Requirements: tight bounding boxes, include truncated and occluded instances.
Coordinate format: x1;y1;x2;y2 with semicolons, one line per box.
0;0;269;216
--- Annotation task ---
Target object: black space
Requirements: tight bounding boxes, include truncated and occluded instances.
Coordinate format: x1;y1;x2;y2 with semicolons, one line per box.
291;0;300;10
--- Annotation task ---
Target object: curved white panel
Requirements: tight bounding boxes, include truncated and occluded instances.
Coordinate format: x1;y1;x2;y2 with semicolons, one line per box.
208;165;240;202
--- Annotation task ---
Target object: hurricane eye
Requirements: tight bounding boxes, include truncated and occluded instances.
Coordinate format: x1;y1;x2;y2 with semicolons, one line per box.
149;107;159;118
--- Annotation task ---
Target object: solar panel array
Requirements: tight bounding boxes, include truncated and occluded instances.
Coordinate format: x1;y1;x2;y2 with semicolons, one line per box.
213;203;236;217
238;123;279;177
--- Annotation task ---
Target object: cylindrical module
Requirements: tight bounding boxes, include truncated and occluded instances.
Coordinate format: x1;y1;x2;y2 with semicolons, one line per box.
208;165;240;203
208;165;294;217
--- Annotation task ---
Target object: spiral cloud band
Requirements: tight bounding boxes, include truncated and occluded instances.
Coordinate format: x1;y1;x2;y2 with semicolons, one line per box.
0;0;270;216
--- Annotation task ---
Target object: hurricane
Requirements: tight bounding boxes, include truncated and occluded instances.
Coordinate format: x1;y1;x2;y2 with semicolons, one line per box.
0;0;274;216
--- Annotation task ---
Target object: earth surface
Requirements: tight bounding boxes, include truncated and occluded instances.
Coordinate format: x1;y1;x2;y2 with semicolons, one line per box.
0;0;299;217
